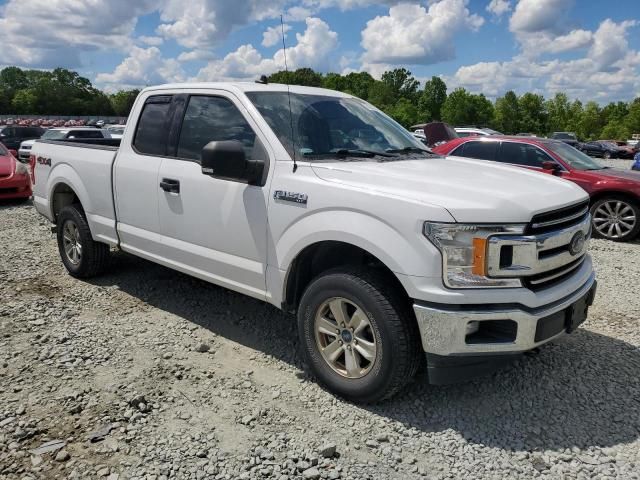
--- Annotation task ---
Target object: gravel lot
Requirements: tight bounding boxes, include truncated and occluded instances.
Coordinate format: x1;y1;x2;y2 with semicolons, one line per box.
1;195;639;480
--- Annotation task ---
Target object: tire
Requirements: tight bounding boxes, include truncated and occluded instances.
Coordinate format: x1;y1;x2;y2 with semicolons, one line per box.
297;267;422;403
57;204;109;278
590;196;640;242
603;151;611;159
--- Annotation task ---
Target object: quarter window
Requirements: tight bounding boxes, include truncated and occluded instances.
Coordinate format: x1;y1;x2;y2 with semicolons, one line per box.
498;142;553;167
177;96;258;161
133;96;172;156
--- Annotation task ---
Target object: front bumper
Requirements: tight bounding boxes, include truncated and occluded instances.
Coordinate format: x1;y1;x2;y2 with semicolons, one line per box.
0;174;32;199
413;271;596;357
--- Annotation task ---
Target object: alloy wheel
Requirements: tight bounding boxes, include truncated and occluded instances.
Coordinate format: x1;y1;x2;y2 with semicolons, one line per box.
592;200;637;239
62;220;82;265
314;297;377;379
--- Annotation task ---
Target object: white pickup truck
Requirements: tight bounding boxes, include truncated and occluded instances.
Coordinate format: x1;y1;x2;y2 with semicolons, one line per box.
31;82;597;402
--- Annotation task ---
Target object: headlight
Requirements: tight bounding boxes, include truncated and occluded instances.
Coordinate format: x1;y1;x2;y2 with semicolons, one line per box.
424;222;526;288
15;161;29;176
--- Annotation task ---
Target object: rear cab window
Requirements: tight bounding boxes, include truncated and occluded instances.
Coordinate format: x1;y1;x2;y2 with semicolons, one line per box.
133;95;173;156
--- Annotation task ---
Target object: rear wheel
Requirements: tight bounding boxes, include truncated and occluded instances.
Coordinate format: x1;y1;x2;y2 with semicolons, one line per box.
297;267;422;403
57;205;109;278
590;197;640;242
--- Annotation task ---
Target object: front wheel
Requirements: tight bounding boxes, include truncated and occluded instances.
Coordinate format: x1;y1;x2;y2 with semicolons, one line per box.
590;197;640;242
297;267;422;403
57;205;110;278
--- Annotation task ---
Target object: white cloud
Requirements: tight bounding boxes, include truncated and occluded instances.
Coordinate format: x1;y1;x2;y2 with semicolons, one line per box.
486;0;511;17
0;0;157;68
95;46;186;88
509;0;573;34
360;0;484;68
588;19;638;69
138;36;164;47
195;17;338;82
449;17;640;102
262;24;291;48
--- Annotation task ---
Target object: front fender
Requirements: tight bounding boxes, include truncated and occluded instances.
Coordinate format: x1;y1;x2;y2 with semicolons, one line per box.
276;209;442;278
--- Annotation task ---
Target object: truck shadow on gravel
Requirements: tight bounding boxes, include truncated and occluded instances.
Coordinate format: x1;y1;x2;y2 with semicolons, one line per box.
92;252;640;453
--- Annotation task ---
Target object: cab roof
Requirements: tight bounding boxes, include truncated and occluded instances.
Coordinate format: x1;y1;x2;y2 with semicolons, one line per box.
143;82;353;98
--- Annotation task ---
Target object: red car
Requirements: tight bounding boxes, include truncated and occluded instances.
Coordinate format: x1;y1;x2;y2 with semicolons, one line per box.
433;136;640;242
0;144;32;201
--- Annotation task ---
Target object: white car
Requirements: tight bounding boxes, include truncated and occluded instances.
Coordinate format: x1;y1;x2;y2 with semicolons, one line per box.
455;127;502;137
31;83;596;402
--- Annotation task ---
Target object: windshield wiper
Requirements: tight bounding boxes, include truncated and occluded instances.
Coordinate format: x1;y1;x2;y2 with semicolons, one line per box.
385;146;433;155
303;148;396;158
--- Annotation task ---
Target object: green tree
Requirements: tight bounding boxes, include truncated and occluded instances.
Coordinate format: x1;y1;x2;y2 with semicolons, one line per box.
494;90;520;134
110;89;140;116
381;68;419;103
546;92;571;133
577;101;603;140
625;98;640;135
11;89;38;114
418;76;447;121
441;88;494;126
268;67;323;87
387;97;420;128
518;93;547;135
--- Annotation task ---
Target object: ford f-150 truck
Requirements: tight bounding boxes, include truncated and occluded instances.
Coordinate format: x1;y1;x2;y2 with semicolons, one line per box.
31;83;597;402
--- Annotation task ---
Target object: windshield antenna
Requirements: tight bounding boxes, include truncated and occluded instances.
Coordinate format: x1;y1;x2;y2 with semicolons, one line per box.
281;14;297;173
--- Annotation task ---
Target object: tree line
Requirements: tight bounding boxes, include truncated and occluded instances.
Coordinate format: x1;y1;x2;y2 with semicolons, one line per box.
1;65;639;141
0;67;139;117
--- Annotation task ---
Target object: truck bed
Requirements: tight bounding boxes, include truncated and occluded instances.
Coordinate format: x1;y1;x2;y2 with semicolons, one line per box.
32;139;121;246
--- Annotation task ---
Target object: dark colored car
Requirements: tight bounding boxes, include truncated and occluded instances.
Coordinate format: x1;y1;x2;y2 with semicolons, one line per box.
580;140;635;159
433;135;640;242
0;143;32;201
0;126;45;150
550;132;581;149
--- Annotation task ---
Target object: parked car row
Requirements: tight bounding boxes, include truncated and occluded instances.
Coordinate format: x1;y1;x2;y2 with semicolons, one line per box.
1;117;125;128
18;127;113;162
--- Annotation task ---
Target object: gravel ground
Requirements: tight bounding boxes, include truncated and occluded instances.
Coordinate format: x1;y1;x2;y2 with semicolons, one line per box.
1;200;639;480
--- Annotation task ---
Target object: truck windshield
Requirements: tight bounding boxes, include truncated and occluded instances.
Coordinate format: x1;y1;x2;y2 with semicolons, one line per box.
246;91;429;159
546;141;604;170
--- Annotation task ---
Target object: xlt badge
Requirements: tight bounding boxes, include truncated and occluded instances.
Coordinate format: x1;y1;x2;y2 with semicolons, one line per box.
274;190;308;205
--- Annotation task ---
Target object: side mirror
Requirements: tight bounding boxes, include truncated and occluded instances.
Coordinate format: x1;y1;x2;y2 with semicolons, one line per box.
8;149;18;158
201;140;264;185
542;161;560;174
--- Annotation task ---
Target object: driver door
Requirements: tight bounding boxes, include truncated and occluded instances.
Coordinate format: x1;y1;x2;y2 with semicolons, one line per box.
156;92;272;300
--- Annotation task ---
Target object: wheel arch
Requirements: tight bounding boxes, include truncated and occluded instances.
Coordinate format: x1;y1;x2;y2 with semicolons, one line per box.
282;240;410;313
589;190;640;208
47;164;92;223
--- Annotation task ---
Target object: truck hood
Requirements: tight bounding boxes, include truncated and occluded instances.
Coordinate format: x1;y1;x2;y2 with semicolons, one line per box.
311;156;588;223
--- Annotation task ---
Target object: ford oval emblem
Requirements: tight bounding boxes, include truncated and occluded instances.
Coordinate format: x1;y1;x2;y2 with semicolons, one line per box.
569;231;586;256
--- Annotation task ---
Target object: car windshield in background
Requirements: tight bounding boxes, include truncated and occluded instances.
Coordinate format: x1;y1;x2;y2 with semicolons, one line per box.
245;92;429;160
546;141;604;170
42;130;67;140
482;128;502;135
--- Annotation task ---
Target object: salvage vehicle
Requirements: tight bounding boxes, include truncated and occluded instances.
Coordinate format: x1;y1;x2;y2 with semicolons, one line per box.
19;128;112;163
31;83;597;402
580;140;635;159
434;136;640;242
0;125;45;151
0;143;32;201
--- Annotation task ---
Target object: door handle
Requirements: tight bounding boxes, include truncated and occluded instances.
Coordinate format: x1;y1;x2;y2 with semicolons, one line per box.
160;178;180;194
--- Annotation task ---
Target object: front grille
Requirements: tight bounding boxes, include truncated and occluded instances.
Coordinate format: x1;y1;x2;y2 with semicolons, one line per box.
524;256;586;291
527;200;590;235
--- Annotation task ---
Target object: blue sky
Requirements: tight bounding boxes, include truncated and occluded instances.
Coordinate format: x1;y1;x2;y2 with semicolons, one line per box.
0;0;638;102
